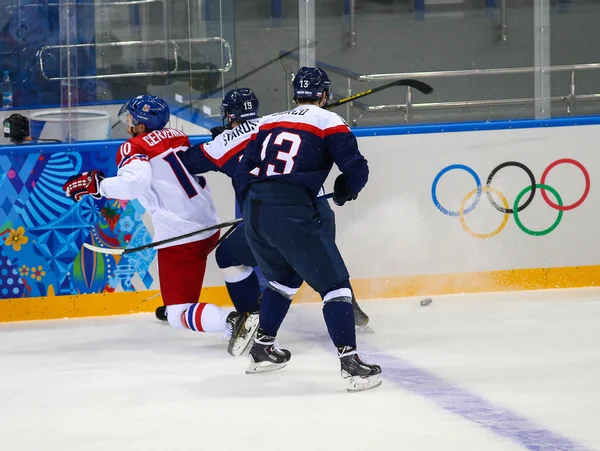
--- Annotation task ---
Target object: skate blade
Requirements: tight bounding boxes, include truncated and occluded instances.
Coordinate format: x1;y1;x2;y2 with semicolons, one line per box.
228;314;260;357
346;374;382;393
245;361;288;374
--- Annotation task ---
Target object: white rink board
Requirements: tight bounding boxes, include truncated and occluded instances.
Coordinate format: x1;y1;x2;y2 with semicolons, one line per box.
321;125;599;281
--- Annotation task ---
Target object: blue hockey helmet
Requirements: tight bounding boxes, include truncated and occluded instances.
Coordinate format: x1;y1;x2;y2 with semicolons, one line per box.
220;88;259;123
293;66;332;104
118;95;170;131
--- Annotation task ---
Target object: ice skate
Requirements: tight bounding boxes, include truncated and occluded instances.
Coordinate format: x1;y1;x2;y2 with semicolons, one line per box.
246;331;291;374
155;305;167;322
338;346;382;392
226;311;260;357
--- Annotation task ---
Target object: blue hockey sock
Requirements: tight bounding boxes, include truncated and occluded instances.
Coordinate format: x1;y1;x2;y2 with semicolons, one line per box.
323;299;357;349
258;287;292;337
226;271;261;313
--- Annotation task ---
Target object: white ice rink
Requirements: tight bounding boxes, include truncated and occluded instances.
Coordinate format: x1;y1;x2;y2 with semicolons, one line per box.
2;288;600;451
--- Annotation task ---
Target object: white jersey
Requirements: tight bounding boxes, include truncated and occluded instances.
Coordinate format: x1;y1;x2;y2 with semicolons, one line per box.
99;128;220;248
200;119;260;170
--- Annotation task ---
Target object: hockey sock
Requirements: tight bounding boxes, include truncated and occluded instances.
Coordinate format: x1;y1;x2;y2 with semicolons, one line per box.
258;286;293;337
321;286;357;349
181;302;230;333
225;271;261;313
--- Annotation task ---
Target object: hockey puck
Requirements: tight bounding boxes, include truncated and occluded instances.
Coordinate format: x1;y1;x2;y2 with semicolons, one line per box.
420;298;432;306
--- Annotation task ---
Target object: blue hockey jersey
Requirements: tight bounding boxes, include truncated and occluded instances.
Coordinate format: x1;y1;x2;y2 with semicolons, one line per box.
235;105;368;199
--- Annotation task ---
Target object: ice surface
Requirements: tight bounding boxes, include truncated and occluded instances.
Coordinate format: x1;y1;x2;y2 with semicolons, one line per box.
2;288;600;451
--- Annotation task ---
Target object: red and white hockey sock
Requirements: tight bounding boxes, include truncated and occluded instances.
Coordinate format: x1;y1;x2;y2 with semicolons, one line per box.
180;302;229;333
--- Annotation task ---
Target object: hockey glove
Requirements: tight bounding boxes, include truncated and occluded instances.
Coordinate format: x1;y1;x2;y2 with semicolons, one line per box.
332;174;358;207
210;125;228;139
63;170;105;202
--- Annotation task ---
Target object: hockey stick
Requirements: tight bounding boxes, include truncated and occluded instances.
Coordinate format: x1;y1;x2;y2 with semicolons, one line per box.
152;221;239;320
83;218;242;256
84;193;335;256
111;46;304;130
170;46;303;117
214;220;240;249
325;79;433;110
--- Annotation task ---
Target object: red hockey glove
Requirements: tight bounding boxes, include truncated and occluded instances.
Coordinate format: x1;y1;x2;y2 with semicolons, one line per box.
63;170;105;202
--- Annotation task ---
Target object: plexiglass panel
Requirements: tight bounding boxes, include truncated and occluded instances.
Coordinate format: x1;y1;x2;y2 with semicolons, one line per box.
0;0;232;143
549;0;600;118
1;0;599;145
307;0;536;126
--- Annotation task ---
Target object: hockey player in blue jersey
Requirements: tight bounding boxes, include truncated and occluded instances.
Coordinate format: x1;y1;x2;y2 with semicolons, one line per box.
168;87;369;352
178;88;263;353
234;68;382;392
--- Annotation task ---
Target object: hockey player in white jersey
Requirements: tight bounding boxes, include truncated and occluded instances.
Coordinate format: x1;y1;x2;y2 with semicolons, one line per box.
62;95;257;356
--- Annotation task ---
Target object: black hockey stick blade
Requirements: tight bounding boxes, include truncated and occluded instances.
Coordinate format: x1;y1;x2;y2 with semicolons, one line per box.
326;78;433;110
392;78;434;94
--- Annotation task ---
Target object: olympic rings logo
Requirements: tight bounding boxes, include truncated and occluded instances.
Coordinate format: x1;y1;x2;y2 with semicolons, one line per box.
431;159;591;239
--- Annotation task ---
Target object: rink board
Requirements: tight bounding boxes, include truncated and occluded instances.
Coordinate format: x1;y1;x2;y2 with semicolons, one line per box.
3;264;600;321
2;117;600;321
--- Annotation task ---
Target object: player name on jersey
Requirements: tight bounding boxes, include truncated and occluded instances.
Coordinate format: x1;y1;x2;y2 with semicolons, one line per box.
141;128;187;147
222;120;258;145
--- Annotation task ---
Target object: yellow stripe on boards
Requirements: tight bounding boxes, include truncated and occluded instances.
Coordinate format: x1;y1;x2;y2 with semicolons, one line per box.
2;265;600;322
0;286;231;322
293;264;600;302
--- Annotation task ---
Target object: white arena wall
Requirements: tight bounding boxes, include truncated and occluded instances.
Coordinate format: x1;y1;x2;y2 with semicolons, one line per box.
2;119;599;321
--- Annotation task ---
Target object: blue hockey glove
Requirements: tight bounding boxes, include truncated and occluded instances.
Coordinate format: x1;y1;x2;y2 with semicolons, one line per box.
332;174;358;207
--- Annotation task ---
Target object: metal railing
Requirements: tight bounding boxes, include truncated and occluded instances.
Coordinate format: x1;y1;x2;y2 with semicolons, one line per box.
37;37;232;81
346;0;509;47
500;0;508;41
281;52;600;125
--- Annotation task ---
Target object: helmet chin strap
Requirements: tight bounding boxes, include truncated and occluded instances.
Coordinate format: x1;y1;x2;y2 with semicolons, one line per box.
128;124;146;137
221;114;233;129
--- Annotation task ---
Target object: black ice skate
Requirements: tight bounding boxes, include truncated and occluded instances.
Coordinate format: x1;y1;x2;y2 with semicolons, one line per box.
155;305;167;322
225;311;260;357
338;346;382;392
246;330;291;374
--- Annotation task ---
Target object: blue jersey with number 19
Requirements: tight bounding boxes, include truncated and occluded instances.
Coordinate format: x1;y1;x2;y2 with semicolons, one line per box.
235;104;368;199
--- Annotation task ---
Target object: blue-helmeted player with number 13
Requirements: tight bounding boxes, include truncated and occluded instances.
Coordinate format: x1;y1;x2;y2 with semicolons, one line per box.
234;67;382;392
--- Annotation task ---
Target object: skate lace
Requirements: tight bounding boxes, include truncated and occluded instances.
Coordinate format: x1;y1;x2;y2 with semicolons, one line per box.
271;340;284;353
338;346;358;359
255;335;283;352
339;348;374;366
356;352;374;366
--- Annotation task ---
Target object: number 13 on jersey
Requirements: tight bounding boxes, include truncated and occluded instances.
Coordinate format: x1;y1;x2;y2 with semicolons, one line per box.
250;131;301;177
